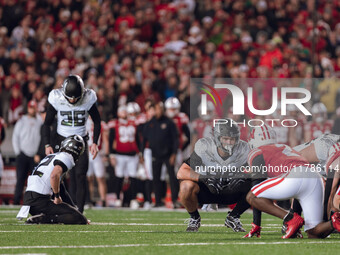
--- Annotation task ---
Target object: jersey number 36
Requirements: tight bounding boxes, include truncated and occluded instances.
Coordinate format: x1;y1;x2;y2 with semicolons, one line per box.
60;111;86;126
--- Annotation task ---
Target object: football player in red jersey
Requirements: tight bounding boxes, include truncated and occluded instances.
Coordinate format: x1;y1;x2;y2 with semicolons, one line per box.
108;105;139;207
246;125;340;238
304;102;333;142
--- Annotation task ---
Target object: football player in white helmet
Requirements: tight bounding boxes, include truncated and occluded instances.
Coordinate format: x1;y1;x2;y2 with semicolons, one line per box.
17;135;88;224
178;119;251;232
42;74;101;213
127;102;141;120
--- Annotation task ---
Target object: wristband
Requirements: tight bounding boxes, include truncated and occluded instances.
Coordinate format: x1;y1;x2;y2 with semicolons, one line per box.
45;144;51;148
54;192;60;198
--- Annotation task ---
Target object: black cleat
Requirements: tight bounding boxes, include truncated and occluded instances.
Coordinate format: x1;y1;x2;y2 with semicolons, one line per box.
25;213;46;224
185;217;201;232
225;212;246;232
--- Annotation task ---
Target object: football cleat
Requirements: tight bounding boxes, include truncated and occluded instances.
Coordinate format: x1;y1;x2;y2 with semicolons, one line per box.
225;212;246;232
185;217;201;232
331;212;340;232
243;223;261;238
282;213;304;239
25;213;46;224
282;222;303;238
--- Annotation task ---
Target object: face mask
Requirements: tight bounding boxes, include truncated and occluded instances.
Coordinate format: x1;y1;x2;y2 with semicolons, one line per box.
315;116;324;123
222;143;234;155
166;110;176;118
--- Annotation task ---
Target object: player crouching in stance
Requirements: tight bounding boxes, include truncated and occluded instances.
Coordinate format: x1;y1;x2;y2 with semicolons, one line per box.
246;125;340;238
177;119;251;232
16;135;88;224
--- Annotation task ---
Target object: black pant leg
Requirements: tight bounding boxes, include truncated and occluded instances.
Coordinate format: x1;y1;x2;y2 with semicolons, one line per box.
152;158;163;205
60;180;76;207
165;158;179;203
14;153;30;204
72;144;89;213
30;195;87;224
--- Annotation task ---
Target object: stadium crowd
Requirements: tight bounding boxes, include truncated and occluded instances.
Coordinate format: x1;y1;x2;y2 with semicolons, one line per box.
1;0;340;210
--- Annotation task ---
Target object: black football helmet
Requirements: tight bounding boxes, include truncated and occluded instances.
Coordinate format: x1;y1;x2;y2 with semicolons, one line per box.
60;134;85;161
62;75;85;104
213;118;240;155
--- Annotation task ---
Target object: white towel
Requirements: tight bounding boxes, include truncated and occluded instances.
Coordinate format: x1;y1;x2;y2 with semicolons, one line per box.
16;205;30;220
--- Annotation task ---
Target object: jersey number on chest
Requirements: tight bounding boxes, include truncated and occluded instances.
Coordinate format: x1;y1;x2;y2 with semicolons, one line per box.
60;111;86;126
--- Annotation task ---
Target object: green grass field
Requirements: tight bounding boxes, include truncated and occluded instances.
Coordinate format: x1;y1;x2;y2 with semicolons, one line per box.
1;207;340;255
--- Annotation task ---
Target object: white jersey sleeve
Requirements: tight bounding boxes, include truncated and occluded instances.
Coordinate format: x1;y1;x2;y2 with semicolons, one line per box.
48;88;97;137
25;152;75;195
294;134;340;167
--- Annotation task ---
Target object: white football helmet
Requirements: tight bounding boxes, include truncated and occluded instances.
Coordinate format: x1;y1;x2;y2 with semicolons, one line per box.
117;105;127;119
198;101;215;121
165;97;180;118
311;102;327;123
326;142;340;170
127;102;141;115
248;124;277;149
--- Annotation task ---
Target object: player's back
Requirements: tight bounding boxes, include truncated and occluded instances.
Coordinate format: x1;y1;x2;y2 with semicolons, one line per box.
249;144;309;177
26;152;75;195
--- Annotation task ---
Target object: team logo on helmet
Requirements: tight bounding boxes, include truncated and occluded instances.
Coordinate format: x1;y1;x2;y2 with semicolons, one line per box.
60;134;85;161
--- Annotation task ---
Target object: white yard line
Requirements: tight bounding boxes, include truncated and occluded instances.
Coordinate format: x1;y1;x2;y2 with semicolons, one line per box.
1;241;340;249
0;229;281;233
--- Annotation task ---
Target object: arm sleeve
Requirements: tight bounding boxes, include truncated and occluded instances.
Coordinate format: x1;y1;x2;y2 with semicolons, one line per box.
136;123;144;152
183;151;203;170
12;121;21;155
141;123;149;154
109;127;116;154
0;126;5;143
181;123;191;150
88;104;101;144
249;154;267;180
53;159;68;173
41;103;57;146
170;120;179;154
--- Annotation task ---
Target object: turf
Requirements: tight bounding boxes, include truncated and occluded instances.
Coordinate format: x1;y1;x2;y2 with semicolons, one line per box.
0;207;340;255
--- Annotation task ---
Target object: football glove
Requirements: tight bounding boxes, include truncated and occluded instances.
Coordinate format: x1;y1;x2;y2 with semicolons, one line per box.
199;175;221;195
